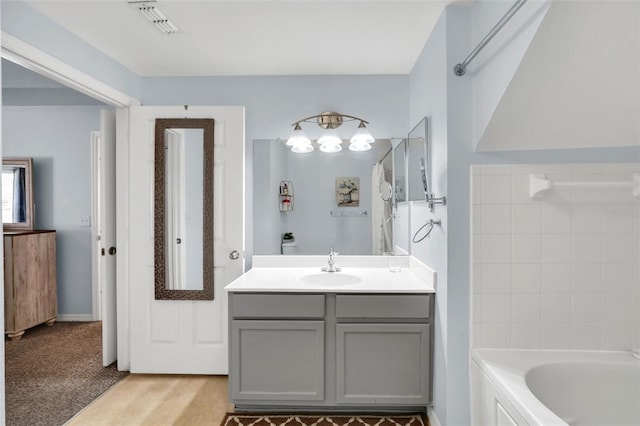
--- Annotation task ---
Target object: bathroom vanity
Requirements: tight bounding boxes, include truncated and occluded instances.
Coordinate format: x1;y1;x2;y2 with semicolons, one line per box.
226;256;435;411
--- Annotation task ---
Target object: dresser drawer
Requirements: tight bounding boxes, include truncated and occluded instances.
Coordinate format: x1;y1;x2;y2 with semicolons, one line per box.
336;294;431;319
231;293;325;319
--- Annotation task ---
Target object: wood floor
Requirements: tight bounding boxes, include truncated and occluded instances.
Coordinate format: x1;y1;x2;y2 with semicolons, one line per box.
66;374;232;426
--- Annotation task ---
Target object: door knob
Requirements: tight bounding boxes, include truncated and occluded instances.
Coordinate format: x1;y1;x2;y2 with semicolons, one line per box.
229;250;240;260
108;247;117;255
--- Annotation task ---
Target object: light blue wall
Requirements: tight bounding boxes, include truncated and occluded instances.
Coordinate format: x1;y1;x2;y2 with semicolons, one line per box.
285;144;385;255
6;3;638;423
2;106;103;316
142;75;408;141
1;0;140;100
1;1;410;302
410;4;640;425
142;75;409;266
443;8;473;425
253;141;286;255
406;10;449;424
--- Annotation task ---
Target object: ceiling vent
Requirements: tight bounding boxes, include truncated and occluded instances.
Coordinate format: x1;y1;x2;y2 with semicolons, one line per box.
128;1;179;34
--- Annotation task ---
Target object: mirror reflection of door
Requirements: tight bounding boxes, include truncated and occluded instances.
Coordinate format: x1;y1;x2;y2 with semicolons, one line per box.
2;158;35;231
164;128;204;291
393;140;406;204
407;117;429;202
1;166;25;223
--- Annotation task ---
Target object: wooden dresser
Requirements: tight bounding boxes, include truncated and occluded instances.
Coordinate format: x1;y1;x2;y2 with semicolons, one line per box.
4;230;57;340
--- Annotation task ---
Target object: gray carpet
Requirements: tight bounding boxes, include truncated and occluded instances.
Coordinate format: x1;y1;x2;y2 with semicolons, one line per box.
5;321;129;426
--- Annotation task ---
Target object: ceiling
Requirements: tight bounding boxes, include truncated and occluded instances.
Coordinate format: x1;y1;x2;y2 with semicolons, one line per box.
25;0;452;77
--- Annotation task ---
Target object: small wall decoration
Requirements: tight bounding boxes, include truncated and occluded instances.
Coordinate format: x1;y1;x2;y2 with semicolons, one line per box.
336;177;360;207
279;181;294;212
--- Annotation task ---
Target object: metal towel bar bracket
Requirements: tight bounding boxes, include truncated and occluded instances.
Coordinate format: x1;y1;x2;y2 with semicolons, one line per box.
412;219;441;243
330;210;368;217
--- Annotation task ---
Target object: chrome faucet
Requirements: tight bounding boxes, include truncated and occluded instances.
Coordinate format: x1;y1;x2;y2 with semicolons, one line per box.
321;247;341;272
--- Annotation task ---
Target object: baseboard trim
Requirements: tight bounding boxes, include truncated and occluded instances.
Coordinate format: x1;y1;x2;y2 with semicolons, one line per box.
428;407;442;426
57;314;94;322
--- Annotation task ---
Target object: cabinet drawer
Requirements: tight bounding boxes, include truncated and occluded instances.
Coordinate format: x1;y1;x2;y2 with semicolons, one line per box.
336;294;431;319
231;293;325;319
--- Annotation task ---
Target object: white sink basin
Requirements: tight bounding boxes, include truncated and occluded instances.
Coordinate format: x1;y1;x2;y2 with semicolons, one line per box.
299;272;363;286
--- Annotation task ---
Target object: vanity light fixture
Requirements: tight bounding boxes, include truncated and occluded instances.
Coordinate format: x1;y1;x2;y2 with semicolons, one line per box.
129;1;179;34
286;112;375;153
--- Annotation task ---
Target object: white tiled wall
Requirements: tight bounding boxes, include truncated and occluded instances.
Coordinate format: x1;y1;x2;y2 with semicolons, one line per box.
471;163;640;350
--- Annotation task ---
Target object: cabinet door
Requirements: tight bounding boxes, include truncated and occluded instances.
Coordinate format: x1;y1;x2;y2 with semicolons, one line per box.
230;320;325;401
336;323;431;405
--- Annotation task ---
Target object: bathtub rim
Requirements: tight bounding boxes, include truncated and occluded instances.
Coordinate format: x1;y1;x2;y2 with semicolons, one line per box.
471;348;638;426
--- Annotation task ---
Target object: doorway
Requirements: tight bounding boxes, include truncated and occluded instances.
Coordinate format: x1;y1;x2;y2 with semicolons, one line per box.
2;57;111;321
1;58;121;418
0;33;140;425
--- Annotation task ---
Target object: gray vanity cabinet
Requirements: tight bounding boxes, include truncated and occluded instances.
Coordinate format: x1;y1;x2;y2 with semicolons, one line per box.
230;320;325;401
335;294;432;405
336;323;431;404
228;292;434;410
229;294;326;402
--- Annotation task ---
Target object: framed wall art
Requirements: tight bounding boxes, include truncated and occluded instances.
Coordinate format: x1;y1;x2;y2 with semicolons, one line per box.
336;177;359;207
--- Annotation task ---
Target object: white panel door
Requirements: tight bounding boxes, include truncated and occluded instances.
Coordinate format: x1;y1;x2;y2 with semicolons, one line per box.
100;109;118;367
129;106;244;374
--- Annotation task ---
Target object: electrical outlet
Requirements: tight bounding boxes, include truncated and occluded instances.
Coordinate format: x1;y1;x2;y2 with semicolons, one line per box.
80;216;91;227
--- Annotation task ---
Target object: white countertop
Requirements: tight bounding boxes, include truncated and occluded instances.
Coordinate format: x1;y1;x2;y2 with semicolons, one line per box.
225;255;435;293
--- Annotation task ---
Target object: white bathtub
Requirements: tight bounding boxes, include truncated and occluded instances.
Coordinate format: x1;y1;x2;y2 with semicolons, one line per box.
471;349;640;426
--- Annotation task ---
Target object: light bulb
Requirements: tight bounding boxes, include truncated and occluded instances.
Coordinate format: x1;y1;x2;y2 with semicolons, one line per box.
319;142;342;153
348;142;371;151
286;124;311;147
291;142;314;153
349;123;375;145
317;132;342;147
317;130;343;153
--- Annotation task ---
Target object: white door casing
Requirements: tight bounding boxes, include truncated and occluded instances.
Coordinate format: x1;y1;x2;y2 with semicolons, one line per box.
90;130;103;322
129;106;244;374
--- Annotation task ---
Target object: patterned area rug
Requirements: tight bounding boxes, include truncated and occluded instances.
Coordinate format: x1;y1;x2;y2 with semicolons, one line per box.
221;413;429;426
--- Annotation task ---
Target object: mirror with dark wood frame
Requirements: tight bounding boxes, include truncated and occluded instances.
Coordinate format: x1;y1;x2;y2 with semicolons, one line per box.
154;118;214;300
2;157;35;232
